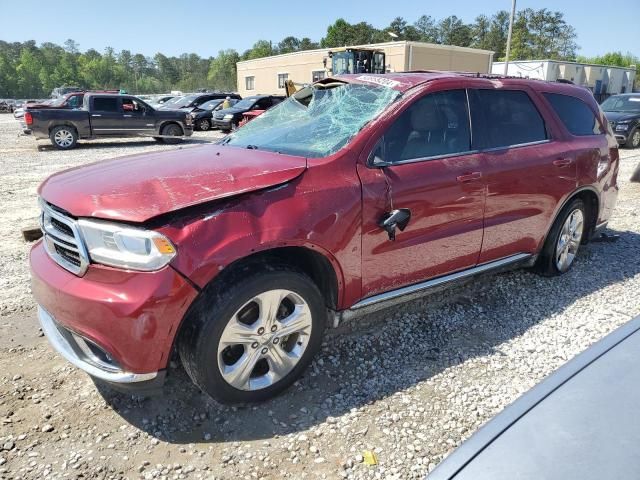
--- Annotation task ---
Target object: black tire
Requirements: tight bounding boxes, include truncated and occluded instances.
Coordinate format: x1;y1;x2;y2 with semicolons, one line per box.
178;265;326;404
49;125;78;150
160;123;183;144
625;128;640;149
152;137;163;142
197;119;211;131
535;198;586;276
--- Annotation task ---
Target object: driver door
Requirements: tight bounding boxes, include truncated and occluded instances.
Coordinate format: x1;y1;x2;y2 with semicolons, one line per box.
358;88;486;297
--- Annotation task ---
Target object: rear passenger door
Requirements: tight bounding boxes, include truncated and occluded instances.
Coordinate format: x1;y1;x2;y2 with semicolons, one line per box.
471;88;577;263
89;97;124;135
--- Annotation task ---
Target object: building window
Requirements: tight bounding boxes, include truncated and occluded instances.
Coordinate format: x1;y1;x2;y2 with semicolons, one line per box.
312;70;326;82
278;73;289;89
245;76;255;91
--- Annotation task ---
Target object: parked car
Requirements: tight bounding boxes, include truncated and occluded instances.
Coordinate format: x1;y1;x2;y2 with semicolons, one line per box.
190;98;238;131
426;314;640;480
238;109;265;128
159;92;241;111
50;86;83;98
601;93;640;148
23;93;193;149
30;73;618;404
212;95;284;132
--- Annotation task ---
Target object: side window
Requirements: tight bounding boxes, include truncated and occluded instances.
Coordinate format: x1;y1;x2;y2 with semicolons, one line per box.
543;92;604;136
121;98;143;114
256;98;272;109
476;89;547;148
92;97;119;112
383;89;471;163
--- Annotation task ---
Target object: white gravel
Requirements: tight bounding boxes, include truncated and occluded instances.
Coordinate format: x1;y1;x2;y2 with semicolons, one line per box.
0;112;639;479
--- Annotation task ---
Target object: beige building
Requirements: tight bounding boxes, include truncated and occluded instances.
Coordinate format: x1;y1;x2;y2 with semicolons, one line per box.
236;41;494;97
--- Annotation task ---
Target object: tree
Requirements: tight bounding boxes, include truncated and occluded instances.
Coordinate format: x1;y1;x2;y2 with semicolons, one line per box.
299;37;320;51
321;19;383;47
277;36;301;54
243;40;275;60
414;15;438;43
437;16;472;47
208;49;240;91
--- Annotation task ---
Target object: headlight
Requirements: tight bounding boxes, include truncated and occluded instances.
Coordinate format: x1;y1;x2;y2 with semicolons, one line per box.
223;114;234;120
78;219;176;271
615;123;630;131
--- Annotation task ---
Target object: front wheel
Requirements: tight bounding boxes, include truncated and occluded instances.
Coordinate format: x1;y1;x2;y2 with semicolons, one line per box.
160;123;183;144
49;126;78;149
625;128;640;149
197;119;211;131
178;267;325;404
535;198;585;276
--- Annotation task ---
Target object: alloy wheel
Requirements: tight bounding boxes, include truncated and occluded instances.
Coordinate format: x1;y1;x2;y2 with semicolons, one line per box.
199;119;210;131
54;129;74;147
555;208;584;272
217;289;312;391
632;130;640;148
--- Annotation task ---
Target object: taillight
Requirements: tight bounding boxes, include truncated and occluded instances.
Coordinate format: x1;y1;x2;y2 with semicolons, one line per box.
24;112;33;125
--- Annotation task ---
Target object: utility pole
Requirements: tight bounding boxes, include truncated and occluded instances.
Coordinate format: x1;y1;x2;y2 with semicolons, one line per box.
503;0;516;76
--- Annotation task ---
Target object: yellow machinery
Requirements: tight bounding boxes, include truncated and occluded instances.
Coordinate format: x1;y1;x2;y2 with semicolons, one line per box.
327;48;386;75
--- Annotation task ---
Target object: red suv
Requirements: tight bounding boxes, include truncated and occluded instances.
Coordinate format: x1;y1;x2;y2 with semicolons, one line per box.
30;73;619;404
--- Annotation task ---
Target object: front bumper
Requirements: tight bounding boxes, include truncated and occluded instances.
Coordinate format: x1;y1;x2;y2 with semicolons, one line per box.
37;306;159;384
30;241;199;385
212;119;233;130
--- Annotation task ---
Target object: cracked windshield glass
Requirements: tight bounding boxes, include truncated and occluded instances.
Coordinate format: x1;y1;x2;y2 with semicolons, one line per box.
222;82;400;157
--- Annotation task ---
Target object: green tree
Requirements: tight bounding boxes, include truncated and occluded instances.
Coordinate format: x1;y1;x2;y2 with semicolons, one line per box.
413;15;438;43
277;36;301;54
208;49;240;91
437;16;472;47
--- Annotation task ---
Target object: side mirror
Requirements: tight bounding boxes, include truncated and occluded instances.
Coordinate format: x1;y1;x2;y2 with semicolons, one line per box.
378;208;411;241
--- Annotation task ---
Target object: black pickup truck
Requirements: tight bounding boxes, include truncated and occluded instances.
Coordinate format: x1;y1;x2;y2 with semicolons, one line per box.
23;93;193;149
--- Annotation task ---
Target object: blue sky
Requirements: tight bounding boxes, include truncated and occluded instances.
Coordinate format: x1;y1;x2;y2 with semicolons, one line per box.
2;0;638;58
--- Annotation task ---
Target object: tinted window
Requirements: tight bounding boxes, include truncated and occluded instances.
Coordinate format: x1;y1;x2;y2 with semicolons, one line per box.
544;93;604;136
92;97;119;112
476;89;547;148
384;89;471;163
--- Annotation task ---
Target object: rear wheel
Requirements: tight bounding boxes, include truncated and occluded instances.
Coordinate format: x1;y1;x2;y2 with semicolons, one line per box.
49;126;78;149
160;123;183;144
535;198;585;276
178;266;325;404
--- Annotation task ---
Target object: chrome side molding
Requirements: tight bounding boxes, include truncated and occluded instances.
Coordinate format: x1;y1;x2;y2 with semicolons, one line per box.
336;253;533;325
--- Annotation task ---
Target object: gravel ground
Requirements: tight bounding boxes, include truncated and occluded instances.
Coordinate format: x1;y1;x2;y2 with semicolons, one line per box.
0;112;639;480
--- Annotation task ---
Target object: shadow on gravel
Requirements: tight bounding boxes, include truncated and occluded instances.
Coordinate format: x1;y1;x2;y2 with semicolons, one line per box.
97;227;640;444
36;137;214;151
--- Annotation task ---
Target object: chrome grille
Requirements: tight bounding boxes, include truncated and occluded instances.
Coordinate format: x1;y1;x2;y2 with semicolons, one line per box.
39;199;89;276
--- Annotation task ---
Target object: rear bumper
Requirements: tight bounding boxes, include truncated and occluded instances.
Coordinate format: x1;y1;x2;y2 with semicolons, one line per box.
30;241;199;383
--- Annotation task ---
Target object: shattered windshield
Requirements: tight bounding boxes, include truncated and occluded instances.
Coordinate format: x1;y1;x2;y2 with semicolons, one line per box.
221;83;400;158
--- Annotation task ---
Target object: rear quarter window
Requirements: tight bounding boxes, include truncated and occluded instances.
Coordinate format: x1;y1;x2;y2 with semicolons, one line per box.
543;92;604;136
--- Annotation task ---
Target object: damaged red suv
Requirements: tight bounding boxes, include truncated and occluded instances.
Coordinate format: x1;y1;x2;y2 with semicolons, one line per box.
30;73;619;404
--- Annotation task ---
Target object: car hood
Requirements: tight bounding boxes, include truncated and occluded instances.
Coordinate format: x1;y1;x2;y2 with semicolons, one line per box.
604;111;640;122
216;106;246;115
39;144;307;223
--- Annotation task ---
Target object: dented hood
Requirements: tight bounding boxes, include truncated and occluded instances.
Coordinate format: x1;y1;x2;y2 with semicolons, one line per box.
39;144;307;223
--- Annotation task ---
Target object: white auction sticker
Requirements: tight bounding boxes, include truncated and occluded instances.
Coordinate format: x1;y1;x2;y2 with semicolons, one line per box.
355;75;401;88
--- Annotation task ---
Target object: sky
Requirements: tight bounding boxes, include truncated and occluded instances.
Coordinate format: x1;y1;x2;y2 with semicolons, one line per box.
1;0;638;59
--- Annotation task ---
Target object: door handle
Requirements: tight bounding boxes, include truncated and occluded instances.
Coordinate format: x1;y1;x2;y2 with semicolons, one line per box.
123;114;132;117
91;114;102;117
456;172;482;183
553;158;574;167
